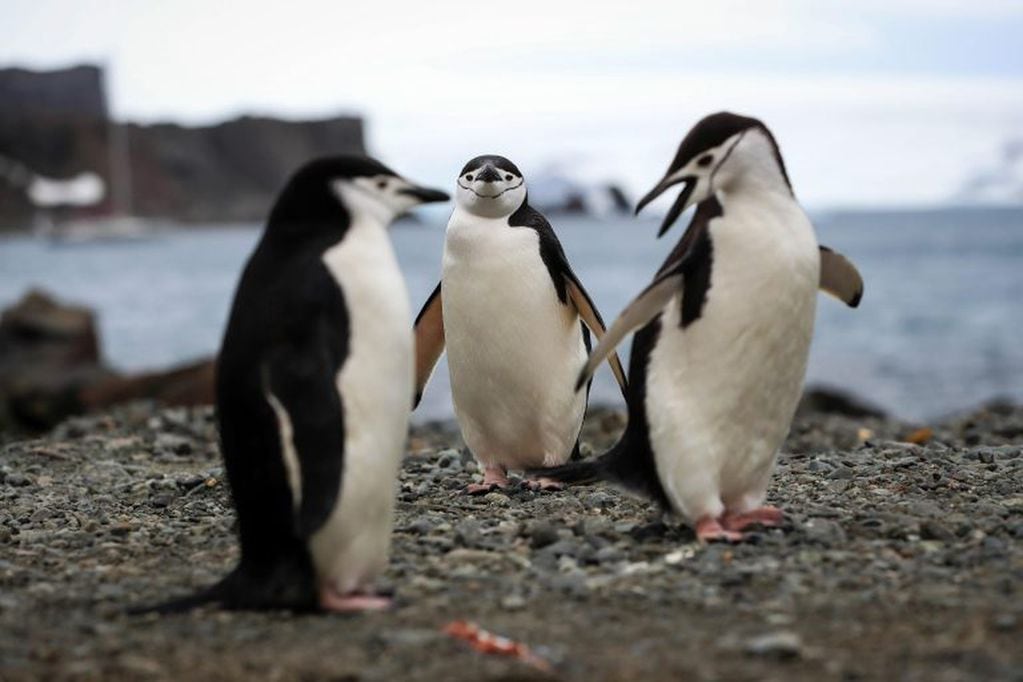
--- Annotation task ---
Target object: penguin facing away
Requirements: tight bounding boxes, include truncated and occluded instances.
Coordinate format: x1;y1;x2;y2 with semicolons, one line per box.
138;156;448;612
414;155;628;494
534;113;863;542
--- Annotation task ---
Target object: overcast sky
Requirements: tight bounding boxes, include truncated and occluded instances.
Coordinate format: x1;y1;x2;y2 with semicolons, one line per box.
2;0;1022;207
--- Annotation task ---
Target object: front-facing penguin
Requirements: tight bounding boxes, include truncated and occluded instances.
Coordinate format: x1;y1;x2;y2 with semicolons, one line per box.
142;156;448;612
414;155;627;494
534;113;863;542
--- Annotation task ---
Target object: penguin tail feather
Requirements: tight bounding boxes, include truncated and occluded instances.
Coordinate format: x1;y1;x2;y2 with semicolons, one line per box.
531;437;672;510
529;439;628;486
528;458;606;485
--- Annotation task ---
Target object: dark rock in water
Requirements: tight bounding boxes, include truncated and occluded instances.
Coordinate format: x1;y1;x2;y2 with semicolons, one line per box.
0;289;113;432
80;358;215;412
0;290;216;434
0;288;100;367
798;385;887;419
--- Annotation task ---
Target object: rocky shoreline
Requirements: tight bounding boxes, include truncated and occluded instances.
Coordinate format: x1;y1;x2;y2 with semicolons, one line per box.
1;402;1021;680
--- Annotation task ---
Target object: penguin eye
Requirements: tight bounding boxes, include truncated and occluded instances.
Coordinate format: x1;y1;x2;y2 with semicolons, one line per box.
377;179;388;190
505;174;513;181
465;174;473;181
697;154;714;168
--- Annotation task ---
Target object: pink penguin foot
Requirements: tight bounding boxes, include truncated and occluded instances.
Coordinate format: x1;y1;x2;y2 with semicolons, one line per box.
721;506;784;532
319;586;392;613
695;516;745;544
522;476;565;492
465;465;510;495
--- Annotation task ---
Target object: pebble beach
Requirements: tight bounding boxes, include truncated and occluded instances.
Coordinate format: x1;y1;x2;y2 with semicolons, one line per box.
1;402;1021;681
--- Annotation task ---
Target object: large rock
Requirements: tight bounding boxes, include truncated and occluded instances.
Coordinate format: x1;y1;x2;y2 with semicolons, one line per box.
0;289;112;431
0;290;216;433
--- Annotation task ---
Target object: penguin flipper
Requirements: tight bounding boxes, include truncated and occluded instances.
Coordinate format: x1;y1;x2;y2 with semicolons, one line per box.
412;282;445;409
575;267;684;391
566;278;629;398
263;337;346;539
819;246;863;308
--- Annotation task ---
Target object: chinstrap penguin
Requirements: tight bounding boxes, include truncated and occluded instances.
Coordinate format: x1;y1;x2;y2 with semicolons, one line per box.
136;156;448;612
414;155;628;494
533;112;863;542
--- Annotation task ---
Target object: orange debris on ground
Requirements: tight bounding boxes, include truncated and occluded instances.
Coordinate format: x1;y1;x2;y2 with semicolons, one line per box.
443;620;553;674
904;427;934;444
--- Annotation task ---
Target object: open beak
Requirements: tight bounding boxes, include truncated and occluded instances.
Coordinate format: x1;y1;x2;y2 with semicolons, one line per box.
398;185;450;204
635;174;695;238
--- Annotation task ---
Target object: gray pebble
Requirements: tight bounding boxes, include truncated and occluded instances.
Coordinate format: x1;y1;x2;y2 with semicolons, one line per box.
803;518;847;545
743;631;803;659
527;521;559;549
828;466;856;480
5;474;31;487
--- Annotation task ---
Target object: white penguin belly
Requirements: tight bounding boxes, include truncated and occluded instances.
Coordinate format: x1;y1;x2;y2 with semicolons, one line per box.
312;216;412;593
442;217;587;470
647;195;819;521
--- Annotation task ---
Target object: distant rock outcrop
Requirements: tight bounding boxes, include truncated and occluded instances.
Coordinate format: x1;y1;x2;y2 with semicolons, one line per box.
526;166;632;217
0;65;112;228
0;64;366;230
122;115;365;223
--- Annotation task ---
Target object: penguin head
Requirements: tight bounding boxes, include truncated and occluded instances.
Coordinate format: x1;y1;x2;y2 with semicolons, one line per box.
455;155;527;218
269;155;449;231
636;112;792;237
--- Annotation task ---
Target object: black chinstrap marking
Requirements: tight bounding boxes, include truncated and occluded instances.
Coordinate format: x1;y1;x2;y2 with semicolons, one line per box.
457;179;524;199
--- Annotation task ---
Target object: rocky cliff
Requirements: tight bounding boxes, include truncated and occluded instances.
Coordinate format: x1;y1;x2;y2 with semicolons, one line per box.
0;64;365;230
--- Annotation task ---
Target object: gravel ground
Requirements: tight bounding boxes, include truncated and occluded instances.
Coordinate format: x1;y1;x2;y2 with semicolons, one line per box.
1;401;1021;681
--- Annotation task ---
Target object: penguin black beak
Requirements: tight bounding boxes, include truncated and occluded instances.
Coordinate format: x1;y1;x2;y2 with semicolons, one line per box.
398;185;450;204
635;175;695;238
475;165;502;183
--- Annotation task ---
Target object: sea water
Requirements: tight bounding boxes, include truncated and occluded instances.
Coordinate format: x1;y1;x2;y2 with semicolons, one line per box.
1;207;1020;422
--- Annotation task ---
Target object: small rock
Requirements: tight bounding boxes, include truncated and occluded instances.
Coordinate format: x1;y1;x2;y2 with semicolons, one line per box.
404;518;434;535
803;519;847;545
501;594;526;611
743;631;803;659
154;433;193;456
584;491;614;509
919;520;954;542
482;492;509;506
149;494;173;509
436;449;460;469
455;520;483;547
537;539;579;559
6;474;31;487
828;466;856;480
992;613;1017;631
630;521;668;541
594;546;622;564
377;628;443;648
528;521;560;549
